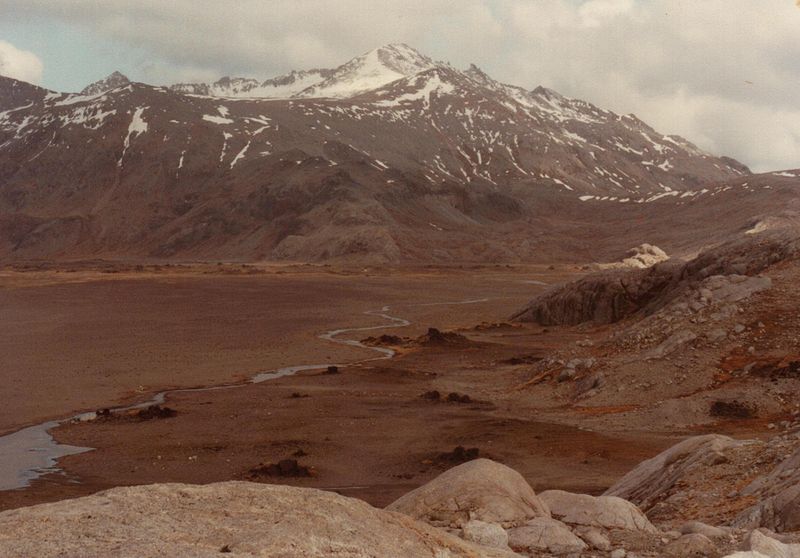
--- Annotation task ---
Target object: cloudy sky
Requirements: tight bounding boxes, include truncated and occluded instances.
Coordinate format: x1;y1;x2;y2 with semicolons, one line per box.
0;0;798;172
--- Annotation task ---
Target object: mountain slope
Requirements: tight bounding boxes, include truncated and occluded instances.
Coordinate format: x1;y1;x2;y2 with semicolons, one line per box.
0;44;789;264
169;43;434;100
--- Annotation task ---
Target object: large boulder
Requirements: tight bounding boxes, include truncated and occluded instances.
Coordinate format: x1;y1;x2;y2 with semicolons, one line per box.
387;458;550;528
736;529;800;558
621;243;670;269
0;482;516;557
538;490;658;533
605;434;748;511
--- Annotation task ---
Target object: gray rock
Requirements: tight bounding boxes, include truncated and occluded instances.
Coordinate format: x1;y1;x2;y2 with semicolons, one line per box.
646;329;697;359
707;328;728;343
0;482;517;557
679;520;730;539
388;458;550;528
605;434;749;512
735;484;800;533
538;490;657;533
461;519;510;550
575;525;612;550
738;529;800;558
663;533;719;557
507;517;587;554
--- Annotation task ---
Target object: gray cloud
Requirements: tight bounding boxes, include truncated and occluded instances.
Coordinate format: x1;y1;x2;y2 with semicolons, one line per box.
1;0;798;172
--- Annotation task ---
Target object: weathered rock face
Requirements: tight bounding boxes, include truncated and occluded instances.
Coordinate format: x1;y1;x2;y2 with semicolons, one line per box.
510;264;668;325
0;482;515;558
538;490;658;533
733;529;800;558
506;517;588;554
663;533;720;557
736;485;800;534
387;458;550;528
461;519;510;550
605;434;748;512
512;232;798;326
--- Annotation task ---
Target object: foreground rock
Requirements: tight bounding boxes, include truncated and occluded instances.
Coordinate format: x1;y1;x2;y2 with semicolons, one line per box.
506;517;588;554
735;445;800;533
605;434;748;512
0;482;514;557
387;458;550;528
539;489;658;533
726;529;800;558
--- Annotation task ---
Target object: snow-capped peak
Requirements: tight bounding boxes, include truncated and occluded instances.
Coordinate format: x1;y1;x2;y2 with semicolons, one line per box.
293;43;437;99
167;44;439;101
464;63;493;86
80;71;130;96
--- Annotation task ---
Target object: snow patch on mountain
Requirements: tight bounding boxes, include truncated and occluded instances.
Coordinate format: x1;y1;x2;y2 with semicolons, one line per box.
376;72;455;109
203;114;234;125
118;106;148;167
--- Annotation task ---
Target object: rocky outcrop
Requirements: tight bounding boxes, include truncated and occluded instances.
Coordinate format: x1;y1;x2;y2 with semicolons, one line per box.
510;264;669;325
736;485;800;534
539;490;658;533
605;434;749;512
512;232;798;326
0;482;515;558
386;458;550;528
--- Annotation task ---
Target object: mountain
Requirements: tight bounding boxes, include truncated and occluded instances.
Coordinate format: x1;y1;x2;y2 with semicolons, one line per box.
171;69;334;98
169;43;435;99
80;71;131;96
0;44;793;264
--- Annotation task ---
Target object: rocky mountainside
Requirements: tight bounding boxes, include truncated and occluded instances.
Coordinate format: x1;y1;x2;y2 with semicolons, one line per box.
80;71;131;96
0;44;794;263
170;43;435;99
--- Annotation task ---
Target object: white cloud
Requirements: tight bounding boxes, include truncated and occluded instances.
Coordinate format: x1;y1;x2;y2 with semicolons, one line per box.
578;0;634;28
0;0;798;171
0;39;43;84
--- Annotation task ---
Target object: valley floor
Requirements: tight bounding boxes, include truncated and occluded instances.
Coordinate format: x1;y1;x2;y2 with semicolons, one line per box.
0;261;784;514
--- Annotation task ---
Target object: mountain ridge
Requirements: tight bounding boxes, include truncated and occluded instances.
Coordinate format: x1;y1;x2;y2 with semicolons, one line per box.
1;43;793;264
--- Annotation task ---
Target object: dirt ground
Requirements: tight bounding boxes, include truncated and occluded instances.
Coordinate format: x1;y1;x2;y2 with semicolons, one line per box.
0;262;570;434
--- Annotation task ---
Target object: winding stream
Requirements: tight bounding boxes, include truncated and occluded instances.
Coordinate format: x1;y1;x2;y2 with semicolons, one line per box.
0;303;434;491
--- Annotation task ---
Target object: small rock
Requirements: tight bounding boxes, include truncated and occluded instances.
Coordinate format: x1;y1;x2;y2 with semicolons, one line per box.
663;533;719;557
574;526;611;550
461;519;509;549
507;517;587;554
707;328;728;343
